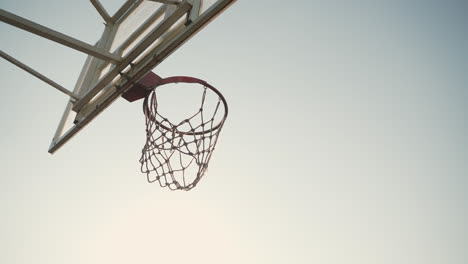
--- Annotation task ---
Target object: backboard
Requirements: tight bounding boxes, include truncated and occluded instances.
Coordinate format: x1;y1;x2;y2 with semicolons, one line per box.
48;0;236;153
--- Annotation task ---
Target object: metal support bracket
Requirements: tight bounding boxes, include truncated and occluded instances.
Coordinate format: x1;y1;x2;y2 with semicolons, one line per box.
0;50;80;101
0;9;122;63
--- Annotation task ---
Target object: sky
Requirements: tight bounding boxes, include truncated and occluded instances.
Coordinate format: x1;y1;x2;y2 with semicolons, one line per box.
0;0;467;263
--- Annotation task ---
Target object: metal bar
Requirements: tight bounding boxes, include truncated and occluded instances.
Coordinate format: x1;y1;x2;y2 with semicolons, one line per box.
72;0;192;112
112;0;140;23
147;0;181;5
0;50;79;100
116;0;144;25
188;0;201;22
90;0;114;24
115;5;167;55
50;100;74;150
0;9;122;64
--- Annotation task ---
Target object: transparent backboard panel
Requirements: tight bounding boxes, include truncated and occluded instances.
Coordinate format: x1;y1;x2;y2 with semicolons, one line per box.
50;0;236;153
111;0;218;54
111;1;167;54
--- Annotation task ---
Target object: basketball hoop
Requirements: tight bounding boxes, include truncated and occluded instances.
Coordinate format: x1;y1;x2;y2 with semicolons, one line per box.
124;73;228;190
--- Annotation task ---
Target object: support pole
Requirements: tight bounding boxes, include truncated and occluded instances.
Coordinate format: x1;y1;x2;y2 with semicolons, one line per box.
0;9;122;64
112;0;140;23
90;0;114;24
147;0;182;5
0;50;80;101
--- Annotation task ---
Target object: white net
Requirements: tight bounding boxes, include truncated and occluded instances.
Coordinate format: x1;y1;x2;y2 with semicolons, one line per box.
140;78;228;190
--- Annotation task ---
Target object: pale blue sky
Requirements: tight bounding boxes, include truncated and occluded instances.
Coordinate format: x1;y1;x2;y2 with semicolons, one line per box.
0;1;467;263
